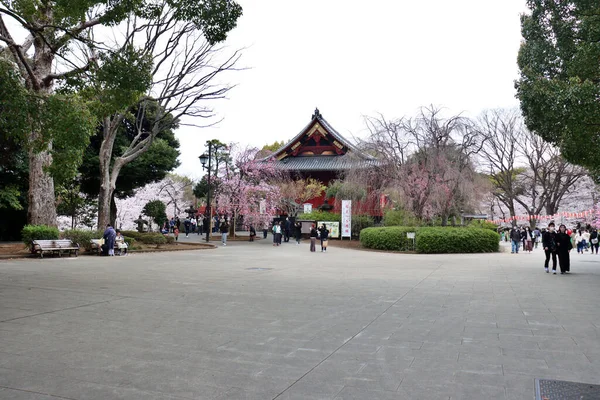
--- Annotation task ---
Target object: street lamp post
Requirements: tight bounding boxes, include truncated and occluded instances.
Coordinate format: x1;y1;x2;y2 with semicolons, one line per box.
199;141;227;243
199;143;213;243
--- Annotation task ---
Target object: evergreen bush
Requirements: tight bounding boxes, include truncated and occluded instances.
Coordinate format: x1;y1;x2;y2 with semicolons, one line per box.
360;226;499;253
351;215;375;238
21;225;59;246
297;211;341;222
416;227;499;254
360;226;417;251
61;229;103;251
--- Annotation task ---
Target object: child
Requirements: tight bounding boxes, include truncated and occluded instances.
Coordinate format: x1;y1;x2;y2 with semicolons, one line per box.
174;226;179;241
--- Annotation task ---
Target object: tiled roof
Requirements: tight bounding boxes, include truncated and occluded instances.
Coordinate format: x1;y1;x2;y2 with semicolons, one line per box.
260;109;376;162
274;155;380;171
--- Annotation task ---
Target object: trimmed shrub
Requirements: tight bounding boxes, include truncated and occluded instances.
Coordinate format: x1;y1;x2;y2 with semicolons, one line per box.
165;236;175;244
121;230;143;240
137;233;167;246
297;211;341;222
416;227;499;254
468;220;499;232
61;229;103;251
123;236;135;247
360;226;417;251
22;225;59;246
351;215;375;238
383;209;419;227
360;226;500;253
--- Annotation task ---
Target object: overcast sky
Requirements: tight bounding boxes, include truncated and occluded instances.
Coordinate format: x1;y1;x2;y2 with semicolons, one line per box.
175;1;529;178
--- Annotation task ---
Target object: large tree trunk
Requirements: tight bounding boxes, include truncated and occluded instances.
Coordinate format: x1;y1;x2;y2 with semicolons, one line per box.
27;30;57;226
97;118;119;228
28;147;57;226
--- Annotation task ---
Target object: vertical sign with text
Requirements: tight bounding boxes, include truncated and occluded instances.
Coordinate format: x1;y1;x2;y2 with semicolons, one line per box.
341;200;352;238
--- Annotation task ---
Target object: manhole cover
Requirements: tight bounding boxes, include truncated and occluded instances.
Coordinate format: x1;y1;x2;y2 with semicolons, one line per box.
246;267;273;271
535;378;600;399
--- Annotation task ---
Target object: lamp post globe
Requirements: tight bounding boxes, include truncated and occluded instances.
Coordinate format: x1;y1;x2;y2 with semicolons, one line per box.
199;153;209;168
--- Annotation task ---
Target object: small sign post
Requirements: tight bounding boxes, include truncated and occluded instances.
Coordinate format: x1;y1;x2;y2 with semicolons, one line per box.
341;200;352;239
407;232;416;251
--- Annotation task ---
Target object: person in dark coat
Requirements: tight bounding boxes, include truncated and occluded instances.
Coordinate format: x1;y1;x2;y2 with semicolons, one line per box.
590;228;599;255
103;224;116;256
249;225;256;242
510;226;521;254
294;221;302;245
542;222;558;274
184;217;191;237
283;218;291;243
318;224;329;252
220;220;229;246
309;224;318;252
556;224;573;274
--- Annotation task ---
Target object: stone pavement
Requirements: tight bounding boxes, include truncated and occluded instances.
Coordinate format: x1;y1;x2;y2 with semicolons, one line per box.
0;239;599;400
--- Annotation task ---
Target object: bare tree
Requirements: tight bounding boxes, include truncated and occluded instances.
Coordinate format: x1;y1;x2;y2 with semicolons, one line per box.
474;109;524;224
360;106;483;224
96;14;242;227
516;130;587;219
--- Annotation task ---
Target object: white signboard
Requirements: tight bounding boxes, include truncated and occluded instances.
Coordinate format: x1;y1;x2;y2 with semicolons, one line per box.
259;199;266;215
303;203;313;214
317;221;339;238
341;200;352;238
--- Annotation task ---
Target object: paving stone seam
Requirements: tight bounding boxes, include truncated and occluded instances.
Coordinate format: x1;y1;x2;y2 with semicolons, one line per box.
0;297;130;323
0;384;78;400
270;263;444;400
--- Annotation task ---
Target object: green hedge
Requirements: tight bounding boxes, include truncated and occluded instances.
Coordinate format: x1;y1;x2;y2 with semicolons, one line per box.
297;211;341;222
416;227;499;254
121;230;171;245
21;225;59;246
360;226;417;251
351;215;375;238
61;229;103;251
360;226;499;253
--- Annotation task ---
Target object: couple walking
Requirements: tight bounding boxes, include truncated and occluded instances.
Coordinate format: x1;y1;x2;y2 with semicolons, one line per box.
309;223;329;253
542;222;572;275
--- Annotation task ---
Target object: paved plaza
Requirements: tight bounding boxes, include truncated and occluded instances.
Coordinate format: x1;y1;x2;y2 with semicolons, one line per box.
1;240;599;400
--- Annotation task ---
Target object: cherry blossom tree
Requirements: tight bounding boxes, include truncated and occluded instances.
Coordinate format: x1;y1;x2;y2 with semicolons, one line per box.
215;145;283;231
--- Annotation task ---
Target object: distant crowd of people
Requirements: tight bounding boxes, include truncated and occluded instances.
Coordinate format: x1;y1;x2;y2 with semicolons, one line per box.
501;223;598;275
267;218;330;252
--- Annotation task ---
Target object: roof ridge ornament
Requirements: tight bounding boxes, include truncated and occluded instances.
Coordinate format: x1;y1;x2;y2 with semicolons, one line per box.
312;107;322;120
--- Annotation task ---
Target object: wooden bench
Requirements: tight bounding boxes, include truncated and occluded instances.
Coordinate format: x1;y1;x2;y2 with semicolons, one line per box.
31;239;79;258
90;239;104;255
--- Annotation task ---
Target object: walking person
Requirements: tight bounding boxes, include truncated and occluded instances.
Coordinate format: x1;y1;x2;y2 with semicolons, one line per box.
283;218;291;243
294;221;302;245
574;230;584;254
263;223;268;239
309;224;318;252
510;226;521;254
319;224;329;252
542;222;558;274
220;220;229;246
103;224;116;256
590;228;599;254
174;226;179;241
556;224;573;274
272;222;281;246
582;229;591;252
249;225;256;242
184;217;191;237
533;227;541;249
525;227;533;253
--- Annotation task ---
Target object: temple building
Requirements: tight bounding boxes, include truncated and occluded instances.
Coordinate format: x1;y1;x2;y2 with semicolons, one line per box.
260;108;382;215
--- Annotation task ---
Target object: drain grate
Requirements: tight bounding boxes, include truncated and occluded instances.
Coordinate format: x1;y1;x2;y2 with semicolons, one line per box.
245;267;273;271
535;378;600;399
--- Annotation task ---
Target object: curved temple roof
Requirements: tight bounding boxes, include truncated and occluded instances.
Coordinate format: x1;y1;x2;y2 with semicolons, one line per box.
260;108;378;171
